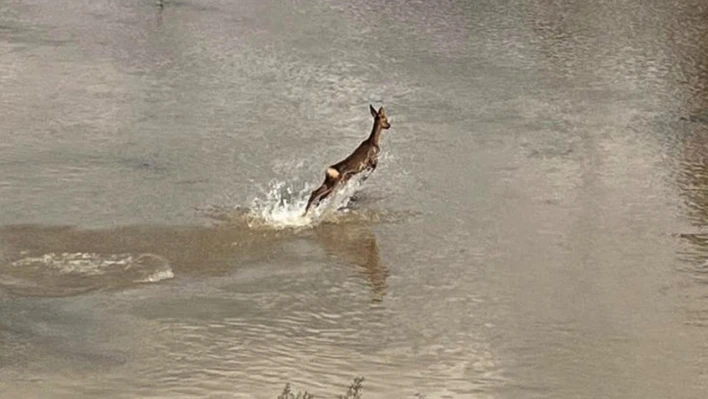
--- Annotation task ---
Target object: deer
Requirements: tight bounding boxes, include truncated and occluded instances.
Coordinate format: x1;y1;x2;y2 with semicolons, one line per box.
303;104;391;215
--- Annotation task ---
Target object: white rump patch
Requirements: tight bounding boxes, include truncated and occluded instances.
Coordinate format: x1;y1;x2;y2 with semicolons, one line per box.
326;168;340;179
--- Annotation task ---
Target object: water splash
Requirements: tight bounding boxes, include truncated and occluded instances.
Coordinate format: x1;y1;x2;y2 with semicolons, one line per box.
246;177;365;230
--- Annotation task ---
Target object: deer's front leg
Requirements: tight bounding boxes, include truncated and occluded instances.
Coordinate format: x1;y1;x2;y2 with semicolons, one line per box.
362;158;378;181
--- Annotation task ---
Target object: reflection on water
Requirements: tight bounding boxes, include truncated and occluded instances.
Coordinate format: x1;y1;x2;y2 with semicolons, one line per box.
314;221;389;301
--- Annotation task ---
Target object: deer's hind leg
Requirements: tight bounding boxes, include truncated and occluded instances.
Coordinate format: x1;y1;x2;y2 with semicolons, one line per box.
304;168;341;215
304;184;331;214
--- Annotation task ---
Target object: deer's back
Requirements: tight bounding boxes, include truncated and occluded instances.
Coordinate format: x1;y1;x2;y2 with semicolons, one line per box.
331;141;378;174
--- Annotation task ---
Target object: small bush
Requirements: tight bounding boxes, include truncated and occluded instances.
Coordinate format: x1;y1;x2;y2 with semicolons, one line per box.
277;377;364;399
277;382;314;399
338;377;364;399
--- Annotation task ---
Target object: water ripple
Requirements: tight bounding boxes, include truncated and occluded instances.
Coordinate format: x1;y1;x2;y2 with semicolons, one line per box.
1;252;172;297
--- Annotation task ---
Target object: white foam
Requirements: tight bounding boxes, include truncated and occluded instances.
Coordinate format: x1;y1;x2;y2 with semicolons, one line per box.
136;268;175;283
130;253;175;283
246;177;365;230
11;252;135;275
10;252;174;284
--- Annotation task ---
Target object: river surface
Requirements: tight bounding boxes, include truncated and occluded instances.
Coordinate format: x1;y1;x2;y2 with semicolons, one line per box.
2;0;708;398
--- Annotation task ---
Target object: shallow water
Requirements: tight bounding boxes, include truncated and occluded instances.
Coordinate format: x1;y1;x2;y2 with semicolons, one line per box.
2;0;708;398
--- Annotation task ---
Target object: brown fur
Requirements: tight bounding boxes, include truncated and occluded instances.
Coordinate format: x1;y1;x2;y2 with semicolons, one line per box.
304;105;391;215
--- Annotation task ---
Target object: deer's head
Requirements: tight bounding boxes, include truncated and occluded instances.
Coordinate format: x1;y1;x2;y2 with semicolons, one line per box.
370;105;391;130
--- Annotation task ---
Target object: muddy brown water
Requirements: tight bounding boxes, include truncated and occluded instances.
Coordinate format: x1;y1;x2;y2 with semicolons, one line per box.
2;0;708;398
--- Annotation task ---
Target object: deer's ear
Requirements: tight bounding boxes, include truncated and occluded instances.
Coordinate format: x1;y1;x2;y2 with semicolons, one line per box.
378;106;386;117
370;104;378;118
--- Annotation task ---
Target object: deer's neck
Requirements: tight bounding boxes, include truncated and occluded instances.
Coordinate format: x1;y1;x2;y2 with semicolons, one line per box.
366;120;383;146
